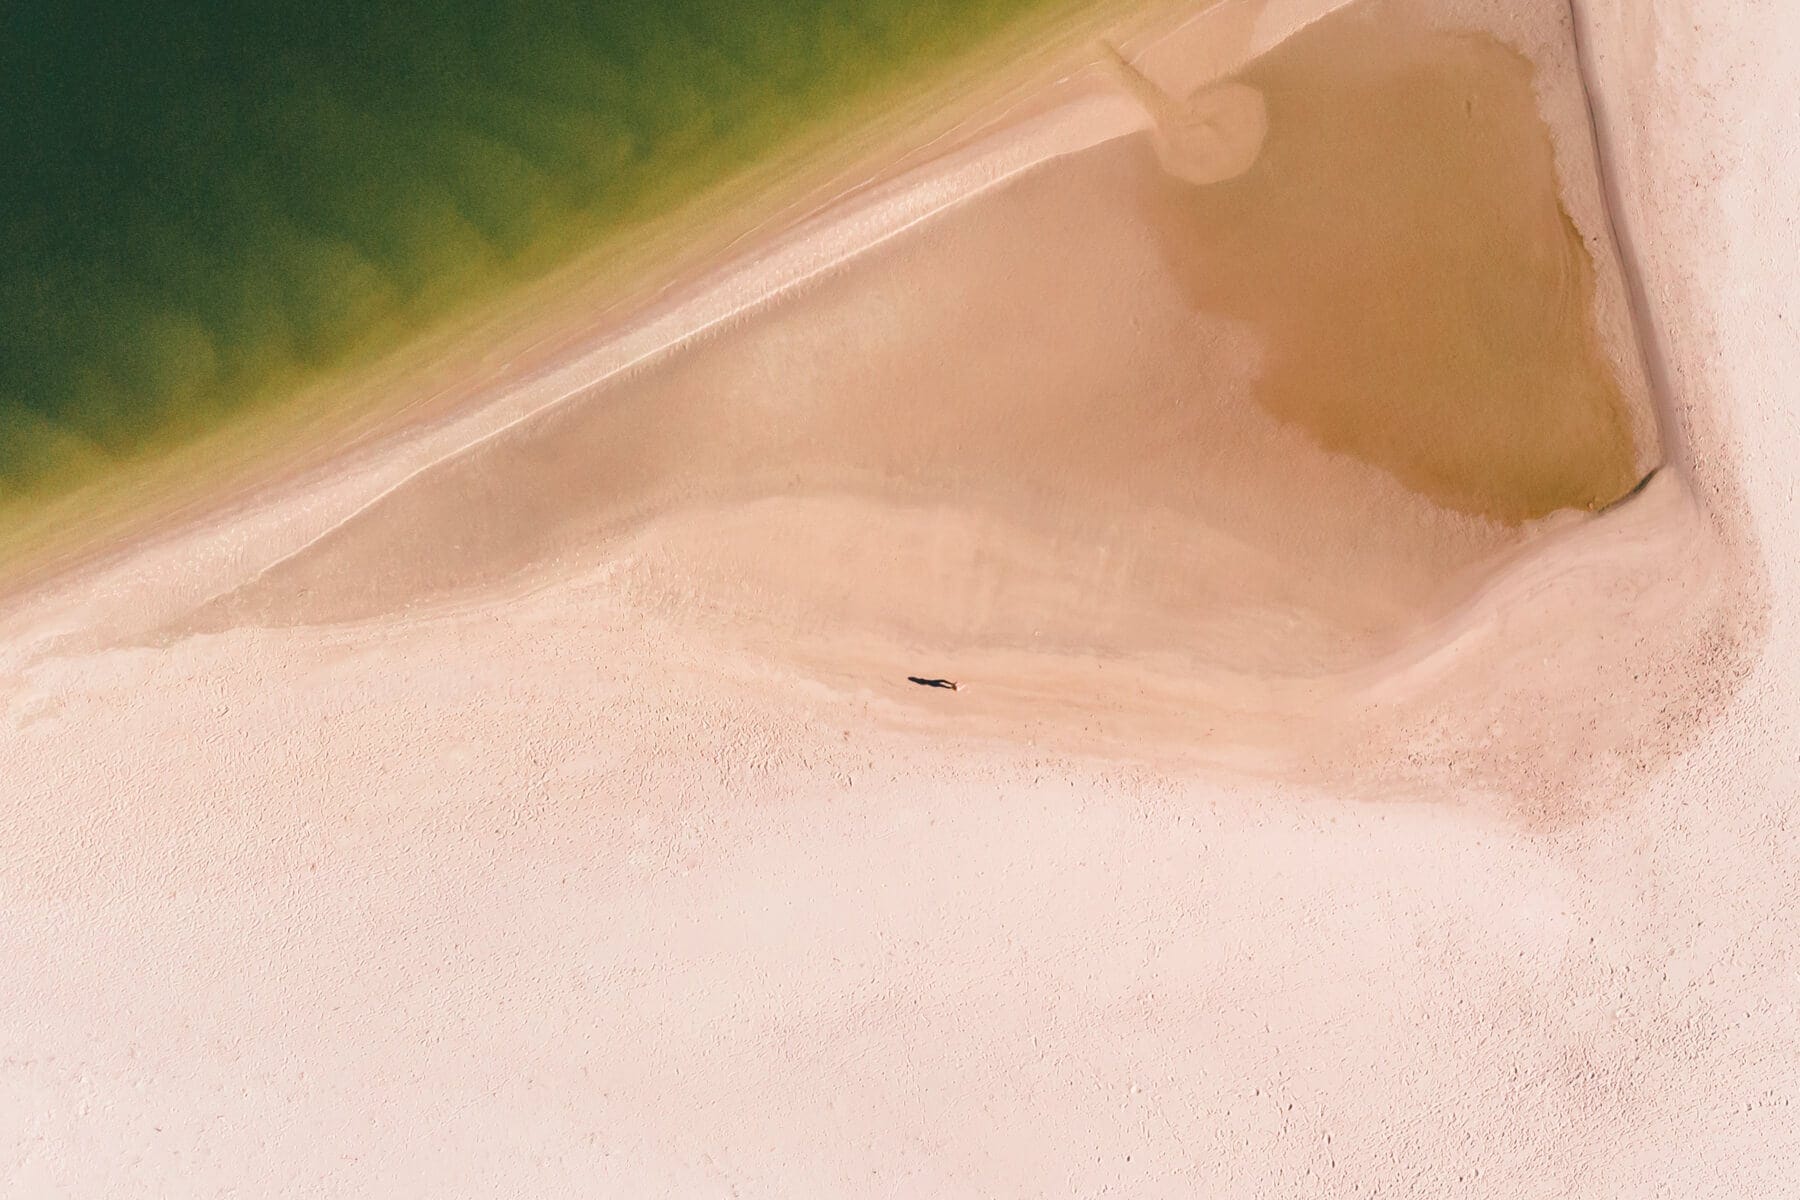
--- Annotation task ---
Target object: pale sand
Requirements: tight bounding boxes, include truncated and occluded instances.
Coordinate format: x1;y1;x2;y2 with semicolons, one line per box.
2;0;1796;1194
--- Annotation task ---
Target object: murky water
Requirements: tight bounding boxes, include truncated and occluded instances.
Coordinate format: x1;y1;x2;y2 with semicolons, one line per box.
1140;6;1641;522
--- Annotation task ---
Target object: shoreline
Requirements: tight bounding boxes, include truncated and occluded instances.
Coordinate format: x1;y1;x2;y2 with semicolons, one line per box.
0;0;1197;604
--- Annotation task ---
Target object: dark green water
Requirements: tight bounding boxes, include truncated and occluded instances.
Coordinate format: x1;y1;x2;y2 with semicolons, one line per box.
0;0;1068;508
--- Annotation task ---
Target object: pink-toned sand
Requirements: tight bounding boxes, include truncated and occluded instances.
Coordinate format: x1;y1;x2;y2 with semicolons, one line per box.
2;0;1796;1194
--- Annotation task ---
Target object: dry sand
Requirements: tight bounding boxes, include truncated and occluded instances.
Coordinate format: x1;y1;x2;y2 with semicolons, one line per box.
2;0;1796;1194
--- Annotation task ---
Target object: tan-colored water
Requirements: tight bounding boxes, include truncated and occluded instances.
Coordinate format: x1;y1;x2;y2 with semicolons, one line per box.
1143;7;1640;522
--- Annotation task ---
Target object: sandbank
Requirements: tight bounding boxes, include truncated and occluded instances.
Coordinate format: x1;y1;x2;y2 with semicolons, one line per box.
1;0;1792;1194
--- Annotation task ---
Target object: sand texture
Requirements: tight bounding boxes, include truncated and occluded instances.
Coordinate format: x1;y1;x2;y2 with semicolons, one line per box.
2;0;1796;1194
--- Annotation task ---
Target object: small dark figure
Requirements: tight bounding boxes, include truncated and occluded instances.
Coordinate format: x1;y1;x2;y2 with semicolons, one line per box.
908;677;961;691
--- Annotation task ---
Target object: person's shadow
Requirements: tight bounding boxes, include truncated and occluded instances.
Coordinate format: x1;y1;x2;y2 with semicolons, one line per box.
908;677;959;690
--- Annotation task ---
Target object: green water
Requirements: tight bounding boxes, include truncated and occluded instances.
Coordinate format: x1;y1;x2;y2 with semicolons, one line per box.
0;0;1070;508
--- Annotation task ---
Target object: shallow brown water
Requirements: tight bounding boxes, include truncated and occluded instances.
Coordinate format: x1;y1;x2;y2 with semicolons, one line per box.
1142;4;1640;522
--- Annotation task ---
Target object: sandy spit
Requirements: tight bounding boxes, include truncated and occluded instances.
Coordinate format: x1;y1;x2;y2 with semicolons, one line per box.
1;0;1795;1195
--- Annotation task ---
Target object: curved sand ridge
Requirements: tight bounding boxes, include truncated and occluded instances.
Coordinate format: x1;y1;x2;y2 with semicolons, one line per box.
0;0;1737;802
